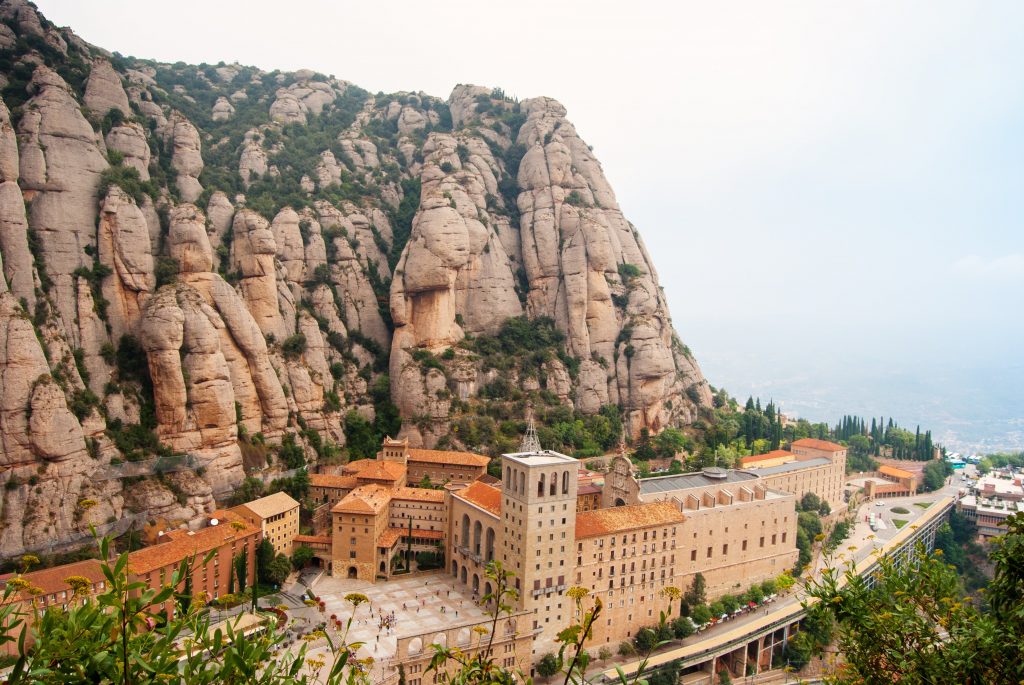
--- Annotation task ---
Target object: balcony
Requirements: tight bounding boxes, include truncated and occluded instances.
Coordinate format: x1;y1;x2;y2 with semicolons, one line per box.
531;584;567;598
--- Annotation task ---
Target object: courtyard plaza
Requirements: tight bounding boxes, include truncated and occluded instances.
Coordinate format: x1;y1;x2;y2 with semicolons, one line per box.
311;571;492;664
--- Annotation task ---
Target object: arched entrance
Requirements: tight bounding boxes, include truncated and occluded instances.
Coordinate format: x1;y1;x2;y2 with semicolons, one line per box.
460;567;467;584
347;566;358;579
615;498;626;507
472;574;480;595
380;561;387;573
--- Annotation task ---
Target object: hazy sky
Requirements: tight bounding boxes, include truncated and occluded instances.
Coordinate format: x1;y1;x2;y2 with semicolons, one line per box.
36;1;1024;444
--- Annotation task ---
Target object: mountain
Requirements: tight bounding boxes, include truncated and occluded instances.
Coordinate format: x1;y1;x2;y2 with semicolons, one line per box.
0;0;710;557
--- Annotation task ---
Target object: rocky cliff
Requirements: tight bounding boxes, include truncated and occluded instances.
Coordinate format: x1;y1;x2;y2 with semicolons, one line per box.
0;0;711;556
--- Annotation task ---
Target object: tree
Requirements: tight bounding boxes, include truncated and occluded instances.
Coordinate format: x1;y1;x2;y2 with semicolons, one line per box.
292;545;315;570
266;554;292;586
536;652;559;678
806;512;1024;684
256;539;276;585
922;459;952;492
233;551;248;593
690;604;712;626
682;572;706;614
598;646;613;661
671;616;695;639
633;627;658;652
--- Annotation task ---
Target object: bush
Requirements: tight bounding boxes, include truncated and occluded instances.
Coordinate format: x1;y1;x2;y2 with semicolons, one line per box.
618;262;642;280
281;333;307;360
291;545;314;570
617;641;636;657
633;627;658;652
536;653;558;678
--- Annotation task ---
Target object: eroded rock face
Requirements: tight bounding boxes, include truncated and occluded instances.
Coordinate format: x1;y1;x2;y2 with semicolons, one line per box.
83;58;130;117
0;4;711;554
165;111;203;202
212;96;235;121
513;95;711;434
105;122;151;180
17;66;108;344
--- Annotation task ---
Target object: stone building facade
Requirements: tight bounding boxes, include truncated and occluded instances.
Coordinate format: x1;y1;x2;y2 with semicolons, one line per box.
231;491;300;556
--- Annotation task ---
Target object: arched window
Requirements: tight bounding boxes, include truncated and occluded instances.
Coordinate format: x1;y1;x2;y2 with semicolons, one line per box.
485;527;496;562
473;521;483;555
538;473;545;497
505;466;511;485
461;514;470;547
549;473;557;496
518;471;525;495
562;471;569;494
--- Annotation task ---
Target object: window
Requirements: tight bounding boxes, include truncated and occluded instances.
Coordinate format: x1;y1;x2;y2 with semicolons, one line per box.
706;546;712;558
759;537;765;548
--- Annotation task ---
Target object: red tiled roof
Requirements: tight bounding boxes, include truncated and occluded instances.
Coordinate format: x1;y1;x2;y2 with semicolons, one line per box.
0;559;106;604
344;459;406;482
294;535;331;545
740;450;794;466
331;485;392;515
577;484;602;495
127;511;256;575
408;448;490;468
792;438;845;453
391;486;446;503
455;481;502;516
576;502;685;538
310;473;358;489
879;465;915;479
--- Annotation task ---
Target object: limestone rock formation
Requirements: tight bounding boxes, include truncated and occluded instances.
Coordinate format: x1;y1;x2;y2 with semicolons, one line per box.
0;0;711;556
165;111;203;202
83;58;130;117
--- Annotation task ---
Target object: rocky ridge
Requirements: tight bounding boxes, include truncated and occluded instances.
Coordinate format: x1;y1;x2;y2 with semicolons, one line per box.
0;0;710;557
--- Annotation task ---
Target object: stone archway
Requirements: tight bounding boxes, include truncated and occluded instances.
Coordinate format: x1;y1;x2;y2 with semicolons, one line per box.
347;566;358;579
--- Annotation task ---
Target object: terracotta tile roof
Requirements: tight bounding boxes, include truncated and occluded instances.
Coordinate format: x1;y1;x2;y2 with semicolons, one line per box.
478;474;501;485
128;511;255;575
294;535;331;545
576;502;685;538
343;459;407;482
879;464;915;479
391;486;446;503
408;448;490;468
792;438;845;453
0;559;107;603
454;481;502;516
740;450;795;467
378;527;445;548
233;491;299;520
310;473;358;489
331;485;392;515
577;484;603;495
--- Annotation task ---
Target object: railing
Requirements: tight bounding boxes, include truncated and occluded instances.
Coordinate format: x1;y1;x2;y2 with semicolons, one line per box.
602;497;954;680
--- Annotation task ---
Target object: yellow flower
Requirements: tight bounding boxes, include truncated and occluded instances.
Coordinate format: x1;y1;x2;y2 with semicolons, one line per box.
566;586;590;600
345;592;369;606
64;575;92;597
78;498;97;511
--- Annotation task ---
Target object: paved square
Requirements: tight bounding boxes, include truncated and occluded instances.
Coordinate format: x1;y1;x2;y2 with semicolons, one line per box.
312;572;490;662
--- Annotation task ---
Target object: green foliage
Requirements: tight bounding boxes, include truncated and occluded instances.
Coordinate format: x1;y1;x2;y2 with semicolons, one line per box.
98;162;160;206
564;191;588;207
617;262;642;280
921;459;952;492
277;432;306;469
281;333;307;360
291;545;315;570
807;513;1024;684
0;532;375;684
154;257;179;288
536;653;558;678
